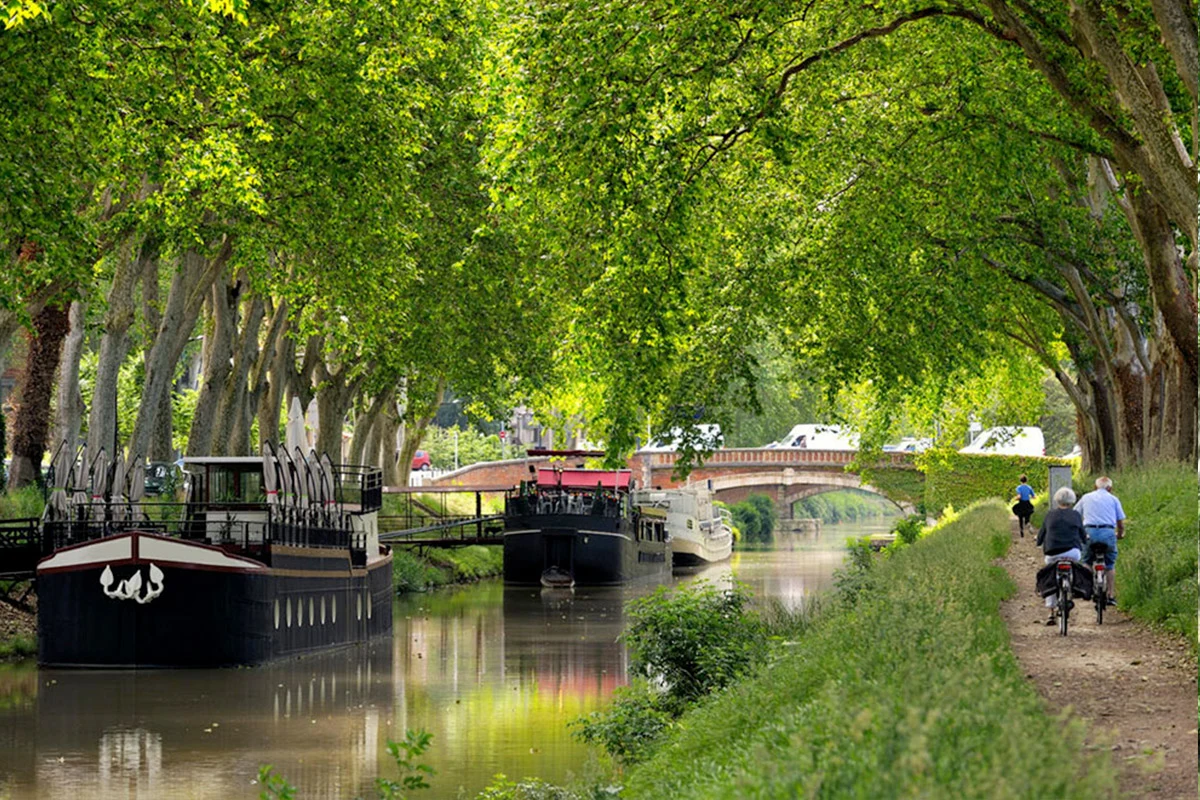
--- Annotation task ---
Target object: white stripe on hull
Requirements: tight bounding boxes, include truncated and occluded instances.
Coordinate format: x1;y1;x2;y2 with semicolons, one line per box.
38;538;132;571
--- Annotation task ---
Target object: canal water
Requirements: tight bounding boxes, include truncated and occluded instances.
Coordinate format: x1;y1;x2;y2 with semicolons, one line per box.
0;519;893;799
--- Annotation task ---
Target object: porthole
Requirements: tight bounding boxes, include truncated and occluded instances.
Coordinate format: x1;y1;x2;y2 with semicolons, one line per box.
286;597;292;628
366;591;372;620
321;596;327;625
274;599;280;630
332;595;337;623
356;594;362;621
309;597;315;626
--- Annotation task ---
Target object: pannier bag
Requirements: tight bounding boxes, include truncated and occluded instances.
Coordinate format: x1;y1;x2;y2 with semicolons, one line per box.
1036;560;1093;600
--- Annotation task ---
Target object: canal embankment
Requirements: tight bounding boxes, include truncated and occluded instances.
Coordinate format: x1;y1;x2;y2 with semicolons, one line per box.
508;501;1122;799
393;544;503;593
0;587;35;661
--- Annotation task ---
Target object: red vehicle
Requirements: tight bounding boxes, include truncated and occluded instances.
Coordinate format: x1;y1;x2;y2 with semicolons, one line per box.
411;450;432;471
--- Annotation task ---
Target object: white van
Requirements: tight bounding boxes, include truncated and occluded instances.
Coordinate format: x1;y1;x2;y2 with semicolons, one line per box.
772;424;858;450
638;424;723;453
958;426;1045;457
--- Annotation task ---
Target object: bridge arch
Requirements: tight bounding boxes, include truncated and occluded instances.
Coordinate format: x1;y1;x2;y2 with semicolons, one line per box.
702;469;914;516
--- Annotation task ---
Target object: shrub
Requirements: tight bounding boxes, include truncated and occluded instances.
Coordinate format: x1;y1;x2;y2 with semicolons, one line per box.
571;678;675;764
728;493;776;545
624;581;766;705
891;514;924;545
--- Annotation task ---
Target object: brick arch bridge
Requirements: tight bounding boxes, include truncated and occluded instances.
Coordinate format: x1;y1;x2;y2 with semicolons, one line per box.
428;448;917;517
631;449;917;517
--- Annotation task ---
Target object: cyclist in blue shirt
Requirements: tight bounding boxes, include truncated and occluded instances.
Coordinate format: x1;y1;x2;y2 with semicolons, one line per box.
1012;474;1035;537
1074;476;1126;606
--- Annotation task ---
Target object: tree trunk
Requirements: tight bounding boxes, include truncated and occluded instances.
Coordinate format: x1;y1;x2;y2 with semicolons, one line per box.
8;303;70;490
349;393;387;465
51;301;87;458
131;242;231;459
87;238;144;458
377;394;402;485
395;382;444;488
187;280;237;456
257;308;294;450
213;288;265;455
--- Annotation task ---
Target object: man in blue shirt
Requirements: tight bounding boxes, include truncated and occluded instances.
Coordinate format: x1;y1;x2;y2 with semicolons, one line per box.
1074;476;1126;605
1013;475;1035;537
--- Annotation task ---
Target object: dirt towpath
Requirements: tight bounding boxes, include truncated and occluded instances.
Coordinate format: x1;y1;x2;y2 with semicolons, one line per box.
998;522;1196;798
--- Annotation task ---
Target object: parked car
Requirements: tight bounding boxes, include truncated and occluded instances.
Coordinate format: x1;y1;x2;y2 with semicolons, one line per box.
883;437;932;453
958;426;1045;457
411;450;432;471
637;424;723;453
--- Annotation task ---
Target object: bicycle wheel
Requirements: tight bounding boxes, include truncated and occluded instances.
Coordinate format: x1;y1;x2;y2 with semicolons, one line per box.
1058;579;1070;636
1094;571;1105;625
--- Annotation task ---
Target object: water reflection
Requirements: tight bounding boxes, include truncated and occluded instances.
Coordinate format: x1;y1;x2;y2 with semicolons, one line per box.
0;520;889;799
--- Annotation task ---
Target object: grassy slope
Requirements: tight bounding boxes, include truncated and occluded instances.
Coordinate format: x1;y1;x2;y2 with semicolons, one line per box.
392;544;503;592
621;502;1117;800
1095;464;1195;643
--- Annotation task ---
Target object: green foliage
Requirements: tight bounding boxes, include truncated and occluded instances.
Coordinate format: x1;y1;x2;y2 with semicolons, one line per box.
172;388;200;458
917;450;1074;515
625;581;766;706
257;765;296;800
1095;465;1195;648
793;489;899;524
728;494;776;545
476;776;618;800
0;486;45;519
571;678;674;764
860;466;925;511
0;633;36;660
831;537;877;606
391;545;503;593
891;514;924;546
0;407;6;486
421;425;503;470
620;502;1118;799
574;581;767;765
376;729;435;799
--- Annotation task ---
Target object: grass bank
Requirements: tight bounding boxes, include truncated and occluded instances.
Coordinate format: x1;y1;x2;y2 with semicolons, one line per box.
1089;464;1194;644
392;544;503;593
613;501;1116;799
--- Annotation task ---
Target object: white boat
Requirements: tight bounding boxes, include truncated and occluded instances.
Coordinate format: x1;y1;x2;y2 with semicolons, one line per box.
634;487;733;566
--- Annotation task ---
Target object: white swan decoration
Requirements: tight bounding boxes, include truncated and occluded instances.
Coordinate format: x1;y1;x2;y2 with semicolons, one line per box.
100;563;165;604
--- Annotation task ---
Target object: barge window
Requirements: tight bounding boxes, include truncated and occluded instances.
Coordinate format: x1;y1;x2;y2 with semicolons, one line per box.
367;591;373;620
309;597;315;626
356;594;362;621
274;599;280;630
321;596;327;625
331;595;337;623
286;597;292;628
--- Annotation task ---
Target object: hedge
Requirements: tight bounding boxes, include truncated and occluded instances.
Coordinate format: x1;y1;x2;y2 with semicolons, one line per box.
916;449;1075;514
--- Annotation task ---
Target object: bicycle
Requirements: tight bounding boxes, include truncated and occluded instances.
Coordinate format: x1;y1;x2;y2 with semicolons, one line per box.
1090;541;1109;625
1054;559;1074;636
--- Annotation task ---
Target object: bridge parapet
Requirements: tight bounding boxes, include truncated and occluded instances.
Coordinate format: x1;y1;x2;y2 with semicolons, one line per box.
639;448;912;469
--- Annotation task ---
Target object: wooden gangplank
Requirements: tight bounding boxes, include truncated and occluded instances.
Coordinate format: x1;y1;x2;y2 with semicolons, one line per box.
379;514;505;548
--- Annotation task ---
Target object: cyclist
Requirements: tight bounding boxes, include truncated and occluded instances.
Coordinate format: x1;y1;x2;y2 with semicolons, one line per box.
1035;487;1086;625
1074;476;1125;606
1012;474;1035;537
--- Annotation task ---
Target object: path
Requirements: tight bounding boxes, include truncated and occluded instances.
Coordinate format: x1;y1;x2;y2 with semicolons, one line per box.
998;521;1197;798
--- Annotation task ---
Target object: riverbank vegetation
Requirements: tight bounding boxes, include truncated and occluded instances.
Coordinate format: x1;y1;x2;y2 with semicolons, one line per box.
392;546;503;594
550;502;1117;799
792;489;899;525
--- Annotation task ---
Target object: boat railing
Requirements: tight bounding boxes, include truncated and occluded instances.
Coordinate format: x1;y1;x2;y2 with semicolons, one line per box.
506;492;626;519
335;464;383;513
40;502;358;555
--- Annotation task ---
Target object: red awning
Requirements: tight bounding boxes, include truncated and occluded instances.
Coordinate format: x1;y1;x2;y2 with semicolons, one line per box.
536;468;632;490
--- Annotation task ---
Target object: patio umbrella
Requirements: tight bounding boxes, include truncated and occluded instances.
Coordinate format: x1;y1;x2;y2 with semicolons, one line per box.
90;448;109;509
294;446;310;514
128;460;146;521
109;452;128;521
70;445;88;521
262;442;280;509
285;397;307;456
43;442;71;522
319;452;337;520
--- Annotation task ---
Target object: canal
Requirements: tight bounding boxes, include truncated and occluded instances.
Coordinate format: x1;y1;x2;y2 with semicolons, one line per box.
0;519;893;799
